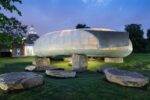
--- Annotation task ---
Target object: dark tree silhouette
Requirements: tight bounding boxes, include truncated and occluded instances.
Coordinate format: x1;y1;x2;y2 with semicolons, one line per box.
145;29;150;52
0;0;22;15
24;34;39;44
125;24;146;53
0;0;27;49
147;29;150;40
0;18;27;49
0;0;22;24
76;24;90;29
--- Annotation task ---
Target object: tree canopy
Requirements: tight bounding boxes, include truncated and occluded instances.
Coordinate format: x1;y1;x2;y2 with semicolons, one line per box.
0;0;22;15
0;0;22;24
0;17;27;48
125;24;146;53
147;29;150;40
76;24;90;29
0;0;28;49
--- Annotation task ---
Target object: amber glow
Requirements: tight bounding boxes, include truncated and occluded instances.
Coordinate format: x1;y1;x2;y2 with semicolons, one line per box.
48;47;121;51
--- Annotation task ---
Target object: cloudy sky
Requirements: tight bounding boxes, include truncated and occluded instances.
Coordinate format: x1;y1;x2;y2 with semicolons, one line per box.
4;0;150;37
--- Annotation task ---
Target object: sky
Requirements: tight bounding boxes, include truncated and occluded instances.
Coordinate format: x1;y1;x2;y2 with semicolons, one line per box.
4;0;150;37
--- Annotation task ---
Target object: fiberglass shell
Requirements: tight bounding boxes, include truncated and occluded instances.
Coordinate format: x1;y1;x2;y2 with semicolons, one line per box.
34;29;132;57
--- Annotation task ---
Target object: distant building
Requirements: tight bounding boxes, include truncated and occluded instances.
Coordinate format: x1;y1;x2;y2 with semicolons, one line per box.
12;25;39;57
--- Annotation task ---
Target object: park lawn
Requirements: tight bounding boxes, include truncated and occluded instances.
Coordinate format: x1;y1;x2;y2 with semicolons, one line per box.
0;54;150;100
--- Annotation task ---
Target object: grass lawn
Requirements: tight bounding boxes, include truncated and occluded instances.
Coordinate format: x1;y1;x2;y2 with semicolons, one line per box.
0;54;150;100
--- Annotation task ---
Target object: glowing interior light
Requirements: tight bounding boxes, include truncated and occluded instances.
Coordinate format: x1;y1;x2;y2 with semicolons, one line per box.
34;29;132;57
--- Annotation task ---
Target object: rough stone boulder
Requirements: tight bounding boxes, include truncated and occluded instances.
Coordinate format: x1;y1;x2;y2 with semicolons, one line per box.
0;72;43;92
104;68;149;87
46;70;76;78
25;65;36;71
25;65;64;72
97;66;116;73
34;57;50;67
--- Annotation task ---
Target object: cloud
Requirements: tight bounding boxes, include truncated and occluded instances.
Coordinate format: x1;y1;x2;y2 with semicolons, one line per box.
97;0;105;3
119;6;123;11
82;0;103;3
82;0;87;3
81;0;112;5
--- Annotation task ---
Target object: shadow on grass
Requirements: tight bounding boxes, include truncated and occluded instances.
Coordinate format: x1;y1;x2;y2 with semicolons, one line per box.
0;62;31;74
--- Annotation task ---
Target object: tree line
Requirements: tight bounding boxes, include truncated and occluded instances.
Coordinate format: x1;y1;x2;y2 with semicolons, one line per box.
125;24;150;53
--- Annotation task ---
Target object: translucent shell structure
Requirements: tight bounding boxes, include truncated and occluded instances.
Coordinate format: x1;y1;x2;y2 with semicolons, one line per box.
34;29;132;57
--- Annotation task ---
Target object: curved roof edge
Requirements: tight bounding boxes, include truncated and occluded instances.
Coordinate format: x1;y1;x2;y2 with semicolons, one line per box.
43;28;118;36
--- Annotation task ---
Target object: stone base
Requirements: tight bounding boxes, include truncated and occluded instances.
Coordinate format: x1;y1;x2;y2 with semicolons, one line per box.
68;61;72;66
72;54;88;72
34;57;50;67
104;58;123;63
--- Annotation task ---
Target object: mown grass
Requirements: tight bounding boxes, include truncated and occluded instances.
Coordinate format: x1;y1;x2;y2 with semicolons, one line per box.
0;54;150;100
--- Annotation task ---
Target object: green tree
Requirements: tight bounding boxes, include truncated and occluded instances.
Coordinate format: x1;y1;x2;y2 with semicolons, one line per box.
147;29;150;40
0;17;27;49
0;0;22;28
0;0;22;15
0;0;27;49
146;29;150;52
76;24;90;29
125;24;146;53
0;0;22;26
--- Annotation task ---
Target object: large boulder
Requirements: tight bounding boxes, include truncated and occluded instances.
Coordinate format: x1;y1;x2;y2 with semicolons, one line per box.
25;65;64;72
46;70;76;78
0;72;43;92
104;68;149;87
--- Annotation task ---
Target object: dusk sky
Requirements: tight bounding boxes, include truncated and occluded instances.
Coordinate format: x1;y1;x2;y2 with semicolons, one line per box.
4;0;150;37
